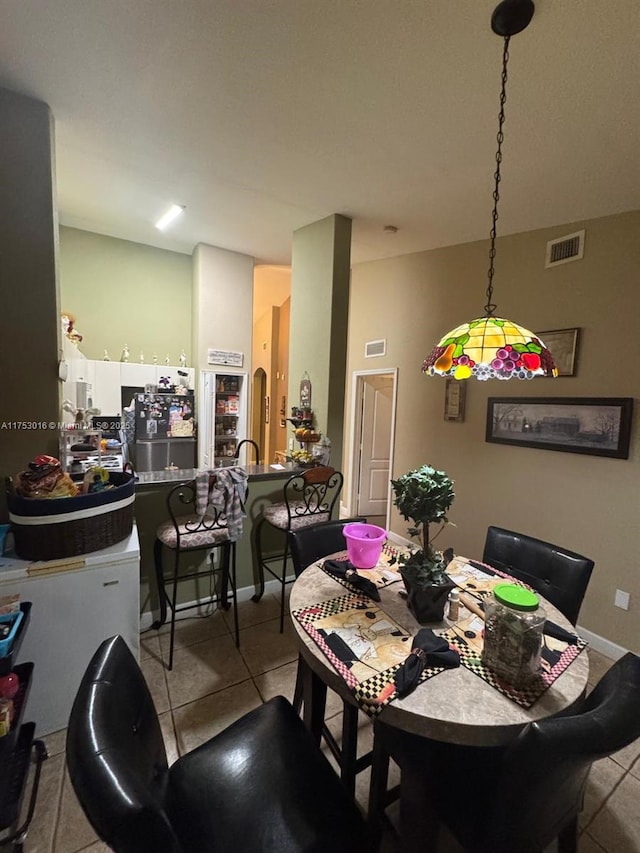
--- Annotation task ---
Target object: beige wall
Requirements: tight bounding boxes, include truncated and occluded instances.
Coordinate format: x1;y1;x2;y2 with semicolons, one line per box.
253;265;290;320
59;226;192;363
347;210;640;652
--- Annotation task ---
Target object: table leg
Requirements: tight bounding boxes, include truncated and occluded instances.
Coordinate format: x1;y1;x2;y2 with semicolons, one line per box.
300;656;327;746
399;763;440;853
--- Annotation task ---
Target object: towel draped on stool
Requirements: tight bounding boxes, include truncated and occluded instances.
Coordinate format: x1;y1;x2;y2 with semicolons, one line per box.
195;467;248;541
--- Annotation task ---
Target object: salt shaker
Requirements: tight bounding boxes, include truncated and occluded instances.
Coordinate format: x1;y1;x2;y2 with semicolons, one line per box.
448;587;460;621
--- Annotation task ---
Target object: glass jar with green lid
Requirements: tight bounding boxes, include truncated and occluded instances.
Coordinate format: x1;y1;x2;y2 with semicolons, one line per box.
482;583;545;688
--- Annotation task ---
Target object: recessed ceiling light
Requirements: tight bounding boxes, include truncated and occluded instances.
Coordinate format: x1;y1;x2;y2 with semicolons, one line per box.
155;204;185;231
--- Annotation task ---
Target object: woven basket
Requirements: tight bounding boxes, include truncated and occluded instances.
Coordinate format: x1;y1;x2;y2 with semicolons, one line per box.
7;472;135;561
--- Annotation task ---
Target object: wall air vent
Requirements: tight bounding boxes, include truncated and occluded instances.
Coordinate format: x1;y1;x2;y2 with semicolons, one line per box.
545;230;585;268
365;339;386;358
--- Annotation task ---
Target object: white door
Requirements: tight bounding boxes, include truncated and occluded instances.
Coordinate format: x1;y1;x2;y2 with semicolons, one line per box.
356;375;394;516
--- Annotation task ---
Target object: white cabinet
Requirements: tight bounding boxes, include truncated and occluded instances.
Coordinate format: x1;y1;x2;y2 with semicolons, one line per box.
120;362;156;388
0;528;140;736
92;361;122;415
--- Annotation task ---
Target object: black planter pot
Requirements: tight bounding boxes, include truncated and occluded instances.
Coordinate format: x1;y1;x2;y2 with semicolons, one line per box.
405;581;455;624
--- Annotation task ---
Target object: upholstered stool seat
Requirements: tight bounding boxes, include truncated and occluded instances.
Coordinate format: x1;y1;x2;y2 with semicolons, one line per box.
156;516;230;549
263;503;330;530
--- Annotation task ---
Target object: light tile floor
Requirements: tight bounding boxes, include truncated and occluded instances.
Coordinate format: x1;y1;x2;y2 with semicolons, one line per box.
13;595;640;853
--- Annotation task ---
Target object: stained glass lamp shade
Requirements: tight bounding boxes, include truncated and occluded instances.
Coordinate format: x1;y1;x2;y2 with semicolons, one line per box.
422;316;557;381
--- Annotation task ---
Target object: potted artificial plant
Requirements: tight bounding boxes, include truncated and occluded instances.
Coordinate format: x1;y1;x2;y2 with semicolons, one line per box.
391;464;455;623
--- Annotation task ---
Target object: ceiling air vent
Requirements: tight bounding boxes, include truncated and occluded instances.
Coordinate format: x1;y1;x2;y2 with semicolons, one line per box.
365;339;386;358
545;229;585;268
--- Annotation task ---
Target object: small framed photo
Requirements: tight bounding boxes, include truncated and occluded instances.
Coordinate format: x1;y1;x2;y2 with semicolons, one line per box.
444;379;466;422
537;328;580;376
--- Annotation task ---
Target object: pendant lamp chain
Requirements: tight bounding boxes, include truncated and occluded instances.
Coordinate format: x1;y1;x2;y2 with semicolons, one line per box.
484;35;510;318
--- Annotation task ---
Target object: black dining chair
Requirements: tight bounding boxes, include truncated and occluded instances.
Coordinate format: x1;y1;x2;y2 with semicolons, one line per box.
368;651;640;853
482;526;594;625
153;470;247;669
253;466;344;632
289;517;368;795
67;635;367;853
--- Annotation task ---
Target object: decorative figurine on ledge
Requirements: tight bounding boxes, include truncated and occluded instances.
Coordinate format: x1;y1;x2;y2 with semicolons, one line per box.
179;350;187;367
121;345;130;363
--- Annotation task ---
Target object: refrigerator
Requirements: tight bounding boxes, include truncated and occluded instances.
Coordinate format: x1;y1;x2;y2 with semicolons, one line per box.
133;392;196;471
0;528;140;736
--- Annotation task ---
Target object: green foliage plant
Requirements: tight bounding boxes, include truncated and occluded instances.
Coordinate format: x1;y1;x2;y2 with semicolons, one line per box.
391;464;455;587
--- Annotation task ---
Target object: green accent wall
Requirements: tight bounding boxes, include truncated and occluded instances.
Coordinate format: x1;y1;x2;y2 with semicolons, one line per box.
0;89;60;518
59;226;192;364
289;214;351;467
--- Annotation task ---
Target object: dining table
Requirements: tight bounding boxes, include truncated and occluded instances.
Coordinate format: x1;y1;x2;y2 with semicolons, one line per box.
289;548;590;749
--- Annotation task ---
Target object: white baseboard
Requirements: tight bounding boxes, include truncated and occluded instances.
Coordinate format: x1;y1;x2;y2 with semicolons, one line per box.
574;626;628;661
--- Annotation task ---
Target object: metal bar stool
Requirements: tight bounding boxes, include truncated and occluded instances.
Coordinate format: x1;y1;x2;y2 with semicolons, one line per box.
252;466;344;632
152;470;247;669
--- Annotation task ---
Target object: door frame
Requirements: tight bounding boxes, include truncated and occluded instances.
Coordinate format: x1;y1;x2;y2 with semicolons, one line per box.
346;368;398;528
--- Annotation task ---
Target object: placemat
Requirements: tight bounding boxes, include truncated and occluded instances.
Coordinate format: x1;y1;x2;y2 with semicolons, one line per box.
443;612;587;708
293;591;449;716
320;542;406;592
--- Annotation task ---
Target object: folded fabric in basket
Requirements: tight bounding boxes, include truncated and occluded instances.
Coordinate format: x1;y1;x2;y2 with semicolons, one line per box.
323;560;381;602
394;628;460;698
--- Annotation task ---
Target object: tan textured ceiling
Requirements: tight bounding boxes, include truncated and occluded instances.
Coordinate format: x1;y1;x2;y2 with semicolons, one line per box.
1;0;639;265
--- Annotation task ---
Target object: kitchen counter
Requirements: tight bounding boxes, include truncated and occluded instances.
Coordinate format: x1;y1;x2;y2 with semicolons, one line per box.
132;462;306;620
134;462;301;486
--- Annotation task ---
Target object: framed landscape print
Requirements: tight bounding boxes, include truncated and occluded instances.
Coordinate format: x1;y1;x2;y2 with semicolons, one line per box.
486;397;633;459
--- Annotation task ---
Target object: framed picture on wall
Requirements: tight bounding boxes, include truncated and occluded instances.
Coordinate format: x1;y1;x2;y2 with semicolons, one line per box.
537;328;580;376
485;397;633;459
444;379;466;421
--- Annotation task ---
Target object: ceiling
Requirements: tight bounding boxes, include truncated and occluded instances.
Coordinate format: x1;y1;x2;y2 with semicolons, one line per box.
2;1;639;266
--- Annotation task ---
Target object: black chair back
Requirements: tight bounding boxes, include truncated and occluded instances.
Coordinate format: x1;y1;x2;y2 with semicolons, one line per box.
289;517;366;577
283;466;344;524
68;636;367;853
66;636;181;852
487;651;640;851
482;525;594;624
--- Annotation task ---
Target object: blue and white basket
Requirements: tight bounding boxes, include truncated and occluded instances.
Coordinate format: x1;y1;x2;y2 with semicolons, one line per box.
7;472;135;561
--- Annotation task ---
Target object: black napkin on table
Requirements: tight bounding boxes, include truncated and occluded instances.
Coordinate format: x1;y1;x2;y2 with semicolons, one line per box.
394;628;460;698
323;559;381;601
544;620;579;644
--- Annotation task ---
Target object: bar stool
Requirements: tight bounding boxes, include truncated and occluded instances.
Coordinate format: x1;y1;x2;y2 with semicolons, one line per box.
253;466;343;632
152;468;247;669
